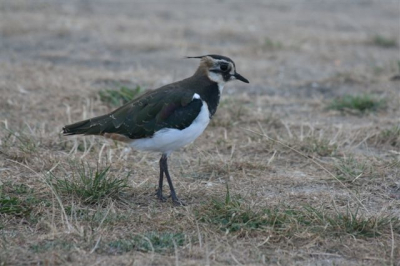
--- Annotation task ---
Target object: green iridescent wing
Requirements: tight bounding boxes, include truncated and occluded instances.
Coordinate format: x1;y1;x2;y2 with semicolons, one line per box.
63;86;201;139
110;89;202;139
63;82;204;139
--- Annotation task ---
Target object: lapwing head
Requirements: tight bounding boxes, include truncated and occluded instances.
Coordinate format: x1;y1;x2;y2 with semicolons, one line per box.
188;54;249;85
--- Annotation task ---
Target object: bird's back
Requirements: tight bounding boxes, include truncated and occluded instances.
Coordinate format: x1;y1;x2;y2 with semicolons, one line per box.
62;75;207;140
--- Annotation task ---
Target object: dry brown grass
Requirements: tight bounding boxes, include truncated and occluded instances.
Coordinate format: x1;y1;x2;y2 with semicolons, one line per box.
1;1;400;265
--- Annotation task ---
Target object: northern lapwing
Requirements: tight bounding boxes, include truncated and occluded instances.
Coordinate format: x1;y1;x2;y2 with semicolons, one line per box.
63;55;249;205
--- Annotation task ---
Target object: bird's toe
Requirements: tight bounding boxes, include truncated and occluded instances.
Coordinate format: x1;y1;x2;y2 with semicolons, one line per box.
156;190;168;202
171;195;186;206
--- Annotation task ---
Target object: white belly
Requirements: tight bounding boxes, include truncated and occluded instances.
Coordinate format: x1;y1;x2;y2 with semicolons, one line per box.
129;101;210;155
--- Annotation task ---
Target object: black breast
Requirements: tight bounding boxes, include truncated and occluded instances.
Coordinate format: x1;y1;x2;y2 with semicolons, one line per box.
181;75;221;119
199;82;220;117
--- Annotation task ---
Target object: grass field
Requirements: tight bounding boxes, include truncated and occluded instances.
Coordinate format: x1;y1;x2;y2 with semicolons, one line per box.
0;0;399;265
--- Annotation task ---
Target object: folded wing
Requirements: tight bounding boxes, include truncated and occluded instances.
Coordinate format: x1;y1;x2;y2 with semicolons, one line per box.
62;88;203;140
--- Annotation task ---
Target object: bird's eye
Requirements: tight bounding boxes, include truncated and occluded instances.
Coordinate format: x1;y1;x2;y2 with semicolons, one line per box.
220;64;229;71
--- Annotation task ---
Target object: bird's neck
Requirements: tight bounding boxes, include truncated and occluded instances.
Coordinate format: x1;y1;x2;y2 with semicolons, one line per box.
189;73;221;118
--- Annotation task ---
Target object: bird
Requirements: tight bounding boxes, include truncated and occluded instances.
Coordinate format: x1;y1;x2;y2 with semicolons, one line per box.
62;54;249;205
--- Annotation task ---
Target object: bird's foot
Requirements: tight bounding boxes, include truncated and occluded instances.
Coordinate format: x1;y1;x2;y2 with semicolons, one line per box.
156;190;167;202
170;194;186;206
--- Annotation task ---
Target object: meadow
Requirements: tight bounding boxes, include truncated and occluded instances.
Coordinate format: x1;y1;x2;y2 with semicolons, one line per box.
0;1;399;265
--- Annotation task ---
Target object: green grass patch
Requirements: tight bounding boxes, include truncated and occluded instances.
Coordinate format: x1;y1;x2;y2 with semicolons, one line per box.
0;195;31;216
99;85;143;106
304;205;397;237
299;137;337;157
197;186;295;233
328;94;385;113
0;182;44;217
371;35;397;48
7;183;33;195
107;232;185;254
334;157;375;183
197;187;399;238
48;163;129;204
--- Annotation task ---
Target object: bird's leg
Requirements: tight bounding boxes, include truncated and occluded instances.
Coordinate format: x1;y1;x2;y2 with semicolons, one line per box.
160;154;186;206
156;155;167;201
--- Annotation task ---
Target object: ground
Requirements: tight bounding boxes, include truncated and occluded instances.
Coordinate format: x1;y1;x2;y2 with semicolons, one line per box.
0;0;399;265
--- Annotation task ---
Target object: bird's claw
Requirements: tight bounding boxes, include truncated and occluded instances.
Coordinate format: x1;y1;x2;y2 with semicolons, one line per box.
170;194;186;206
156;190;167;202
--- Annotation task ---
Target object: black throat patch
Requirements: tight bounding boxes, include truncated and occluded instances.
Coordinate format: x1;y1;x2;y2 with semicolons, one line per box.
194;79;221;117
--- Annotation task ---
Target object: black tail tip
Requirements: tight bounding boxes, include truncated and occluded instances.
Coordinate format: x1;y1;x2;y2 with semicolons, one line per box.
62;126;73;136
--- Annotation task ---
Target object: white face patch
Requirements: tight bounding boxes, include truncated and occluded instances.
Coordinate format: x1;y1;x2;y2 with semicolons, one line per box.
208;71;226;85
207;58;236;86
207;72;225;94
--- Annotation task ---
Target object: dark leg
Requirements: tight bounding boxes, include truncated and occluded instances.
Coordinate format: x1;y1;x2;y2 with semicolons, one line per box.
156;156;167;201
160;154;185;206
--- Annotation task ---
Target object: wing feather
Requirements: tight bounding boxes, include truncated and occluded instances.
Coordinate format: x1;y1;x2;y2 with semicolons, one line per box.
63;79;205;140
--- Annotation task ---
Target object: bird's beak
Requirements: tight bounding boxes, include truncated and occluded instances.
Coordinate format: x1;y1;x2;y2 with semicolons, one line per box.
233;72;249;83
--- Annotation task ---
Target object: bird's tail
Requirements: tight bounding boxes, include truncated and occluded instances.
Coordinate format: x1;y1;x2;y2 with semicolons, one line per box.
62;114;109;136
